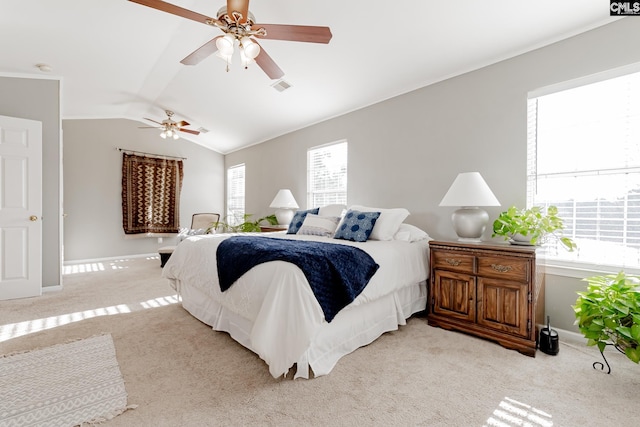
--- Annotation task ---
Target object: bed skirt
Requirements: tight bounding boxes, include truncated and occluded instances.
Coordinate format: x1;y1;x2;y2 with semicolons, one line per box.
173;279;427;379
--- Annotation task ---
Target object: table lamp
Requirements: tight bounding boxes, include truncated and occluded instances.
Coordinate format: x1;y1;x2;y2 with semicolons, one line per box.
439;172;500;242
269;189;299;226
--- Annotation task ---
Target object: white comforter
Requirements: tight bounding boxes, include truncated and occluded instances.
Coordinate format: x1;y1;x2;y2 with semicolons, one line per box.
162;232;429;377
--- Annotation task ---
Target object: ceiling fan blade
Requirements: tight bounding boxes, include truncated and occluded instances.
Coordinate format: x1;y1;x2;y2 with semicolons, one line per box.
179;128;200;135
253;42;284;80
181;36;221;65
227;0;250;23
138;126;161;129
252;23;332;44
128;0;215;25
143;117;164;125
176;120;190;127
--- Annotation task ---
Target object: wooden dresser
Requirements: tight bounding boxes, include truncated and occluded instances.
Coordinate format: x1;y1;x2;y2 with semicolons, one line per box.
427;240;544;356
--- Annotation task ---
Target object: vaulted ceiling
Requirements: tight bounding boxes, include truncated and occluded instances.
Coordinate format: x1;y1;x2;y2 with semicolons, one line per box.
0;1;618;153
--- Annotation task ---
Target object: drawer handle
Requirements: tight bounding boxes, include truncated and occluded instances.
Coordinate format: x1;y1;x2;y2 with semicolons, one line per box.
445;258;461;266
491;264;513;273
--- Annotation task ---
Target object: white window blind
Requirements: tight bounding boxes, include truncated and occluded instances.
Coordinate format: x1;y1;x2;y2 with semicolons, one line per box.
307;141;348;208
227;164;245;226
528;70;640;270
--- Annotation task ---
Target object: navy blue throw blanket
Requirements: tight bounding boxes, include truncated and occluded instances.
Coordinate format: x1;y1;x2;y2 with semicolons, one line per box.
216;236;380;322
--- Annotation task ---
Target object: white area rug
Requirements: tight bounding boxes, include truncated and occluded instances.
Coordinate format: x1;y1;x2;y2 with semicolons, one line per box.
0;334;134;427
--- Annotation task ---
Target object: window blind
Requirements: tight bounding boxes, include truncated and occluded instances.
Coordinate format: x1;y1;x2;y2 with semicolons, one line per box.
528;70;640;269
227;164;245;226
307;141;348;208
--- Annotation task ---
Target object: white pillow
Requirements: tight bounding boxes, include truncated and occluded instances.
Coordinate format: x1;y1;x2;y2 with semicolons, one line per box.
318;204;346;217
297;214;341;237
393;224;431;242
349;205;410;241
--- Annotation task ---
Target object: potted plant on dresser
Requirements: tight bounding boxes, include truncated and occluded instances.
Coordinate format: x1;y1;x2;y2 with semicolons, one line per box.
573;272;640;373
492;205;577;251
216;214;279;232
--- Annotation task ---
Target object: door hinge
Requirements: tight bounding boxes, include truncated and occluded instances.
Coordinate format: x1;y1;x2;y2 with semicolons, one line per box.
528;292;532;303
527;320;531;331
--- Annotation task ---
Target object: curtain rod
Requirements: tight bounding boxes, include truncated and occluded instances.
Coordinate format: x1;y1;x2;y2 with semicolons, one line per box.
116;147;186;160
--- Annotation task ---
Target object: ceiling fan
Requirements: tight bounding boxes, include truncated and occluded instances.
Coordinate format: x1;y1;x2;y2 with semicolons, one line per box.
140;110;200;139
128;0;332;79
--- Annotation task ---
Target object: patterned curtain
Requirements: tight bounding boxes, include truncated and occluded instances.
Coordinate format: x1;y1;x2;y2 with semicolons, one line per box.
121;153;183;234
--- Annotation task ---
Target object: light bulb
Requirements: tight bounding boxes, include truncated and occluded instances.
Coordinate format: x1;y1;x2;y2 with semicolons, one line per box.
240;37;260;59
160;132;167;139
173;133;179;140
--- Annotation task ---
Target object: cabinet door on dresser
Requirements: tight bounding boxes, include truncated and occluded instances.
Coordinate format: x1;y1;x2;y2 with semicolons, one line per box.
432;270;476;322
476;254;531;337
476;277;529;337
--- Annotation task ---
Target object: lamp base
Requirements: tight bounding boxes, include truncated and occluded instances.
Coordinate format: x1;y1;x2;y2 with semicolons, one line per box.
451;207;489;242
274;209;294;227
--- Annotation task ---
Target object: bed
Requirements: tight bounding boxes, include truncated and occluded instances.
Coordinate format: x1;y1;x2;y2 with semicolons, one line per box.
161;206;430;379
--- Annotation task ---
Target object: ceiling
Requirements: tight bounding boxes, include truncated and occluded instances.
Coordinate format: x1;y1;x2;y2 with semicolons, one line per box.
0;1;618;154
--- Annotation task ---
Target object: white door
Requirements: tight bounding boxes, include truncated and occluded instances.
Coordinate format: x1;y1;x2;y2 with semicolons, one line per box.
0;115;42;300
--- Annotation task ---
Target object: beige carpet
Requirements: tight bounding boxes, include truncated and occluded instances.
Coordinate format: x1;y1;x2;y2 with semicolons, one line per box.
0;256;638;426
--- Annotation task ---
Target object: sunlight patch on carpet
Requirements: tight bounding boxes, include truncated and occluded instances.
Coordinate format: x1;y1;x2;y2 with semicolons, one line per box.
484;396;553;427
0;295;179;342
0;334;135;426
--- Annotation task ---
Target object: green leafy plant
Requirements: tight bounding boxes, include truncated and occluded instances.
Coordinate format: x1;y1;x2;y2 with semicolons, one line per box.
492;205;577;251
573;272;640;364
215;214;278;233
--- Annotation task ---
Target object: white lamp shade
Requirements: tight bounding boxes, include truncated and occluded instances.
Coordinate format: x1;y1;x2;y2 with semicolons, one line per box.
269;189;299;209
439;172;500;207
216;34;235;55
240;37;260;59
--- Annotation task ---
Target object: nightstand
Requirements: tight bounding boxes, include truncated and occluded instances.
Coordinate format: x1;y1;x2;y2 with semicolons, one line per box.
259;226;288;232
427;240;545;356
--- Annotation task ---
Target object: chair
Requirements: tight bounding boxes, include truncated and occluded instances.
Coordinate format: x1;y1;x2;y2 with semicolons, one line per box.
190;212;220;232
159;213;220;267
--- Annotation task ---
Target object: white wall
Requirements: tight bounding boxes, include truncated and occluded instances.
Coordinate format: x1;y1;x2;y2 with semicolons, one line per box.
225;18;640;331
62;118;225;261
0;75;61;289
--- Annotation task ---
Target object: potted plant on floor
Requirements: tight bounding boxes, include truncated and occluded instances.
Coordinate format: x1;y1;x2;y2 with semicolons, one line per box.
492;205;577;251
573;272;640;369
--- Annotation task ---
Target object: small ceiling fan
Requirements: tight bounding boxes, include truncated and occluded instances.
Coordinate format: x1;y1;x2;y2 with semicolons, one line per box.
139;110;200;139
129;0;332;79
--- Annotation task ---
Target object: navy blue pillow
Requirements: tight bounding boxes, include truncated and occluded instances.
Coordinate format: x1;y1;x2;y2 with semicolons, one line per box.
287;208;320;234
333;210;381;242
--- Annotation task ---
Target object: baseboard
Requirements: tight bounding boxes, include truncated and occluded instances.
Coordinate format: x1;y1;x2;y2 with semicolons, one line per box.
63;253;158;266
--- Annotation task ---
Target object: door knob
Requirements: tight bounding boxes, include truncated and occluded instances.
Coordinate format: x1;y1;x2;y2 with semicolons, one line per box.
29;215;38;221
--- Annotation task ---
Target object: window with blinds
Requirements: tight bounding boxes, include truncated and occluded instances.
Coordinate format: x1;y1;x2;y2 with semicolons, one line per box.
226;164;245;226
307;141;348;208
528;69;640;270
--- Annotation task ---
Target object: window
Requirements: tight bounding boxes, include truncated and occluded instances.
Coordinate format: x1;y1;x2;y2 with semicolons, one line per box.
226;164;245;226
307;141;348;208
528;68;640;271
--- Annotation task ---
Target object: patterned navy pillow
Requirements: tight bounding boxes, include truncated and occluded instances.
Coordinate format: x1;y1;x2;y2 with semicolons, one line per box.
333;210;381;242
287;208;320;234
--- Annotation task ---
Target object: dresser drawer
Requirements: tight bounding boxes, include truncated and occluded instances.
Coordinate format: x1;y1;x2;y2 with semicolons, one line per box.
477;256;529;282
433;250;475;274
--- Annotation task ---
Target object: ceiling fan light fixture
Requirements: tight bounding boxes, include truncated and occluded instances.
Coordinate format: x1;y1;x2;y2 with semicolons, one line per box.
160;132;167;139
216;34;235;55
239;49;255;69
240;37;260;59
